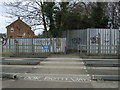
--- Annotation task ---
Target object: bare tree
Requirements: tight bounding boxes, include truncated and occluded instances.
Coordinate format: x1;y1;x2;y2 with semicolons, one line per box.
4;0;48;37
107;2;120;28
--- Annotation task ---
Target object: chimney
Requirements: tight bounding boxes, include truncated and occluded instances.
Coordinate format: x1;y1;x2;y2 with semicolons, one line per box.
18;17;20;20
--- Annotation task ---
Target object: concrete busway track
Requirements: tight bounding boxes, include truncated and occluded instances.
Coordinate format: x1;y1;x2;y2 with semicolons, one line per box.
84;60;119;67
1;73;17;79
2;60;41;65
80;56;119;59
1;57;46;78
3;54;49;58
1;57;45;65
1;54;119;88
2;54;95;88
82;58;119;81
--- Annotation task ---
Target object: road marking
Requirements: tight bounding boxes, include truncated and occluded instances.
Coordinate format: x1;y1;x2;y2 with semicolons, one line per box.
17;73;90;83
81;60;90;78
23;77;90;83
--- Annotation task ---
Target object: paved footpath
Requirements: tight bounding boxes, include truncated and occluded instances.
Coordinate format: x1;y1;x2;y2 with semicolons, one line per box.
2;54;119;88
2;54;93;88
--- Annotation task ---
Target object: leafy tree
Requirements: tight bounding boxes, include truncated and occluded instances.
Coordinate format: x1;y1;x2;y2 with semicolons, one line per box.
90;2;109;28
42;2;55;37
53;2;69;37
42;2;69;37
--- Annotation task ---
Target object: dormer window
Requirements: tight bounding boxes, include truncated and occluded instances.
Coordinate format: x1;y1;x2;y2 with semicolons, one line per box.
10;28;14;32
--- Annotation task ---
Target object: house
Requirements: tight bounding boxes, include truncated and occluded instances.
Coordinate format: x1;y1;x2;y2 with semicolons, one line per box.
6;17;35;38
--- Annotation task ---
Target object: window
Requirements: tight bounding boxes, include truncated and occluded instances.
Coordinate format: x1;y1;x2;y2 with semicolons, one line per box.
10;28;14;32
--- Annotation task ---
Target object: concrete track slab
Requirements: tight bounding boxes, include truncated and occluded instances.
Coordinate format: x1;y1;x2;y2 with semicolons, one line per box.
2;67;34;73
82;59;119;61
4;58;45;61
2;54;119;88
87;69;118;75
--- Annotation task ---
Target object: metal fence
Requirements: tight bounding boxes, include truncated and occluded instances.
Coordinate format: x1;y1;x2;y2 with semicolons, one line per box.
2;38;66;54
86;28;119;54
65;29;87;50
64;28;119;54
1;29;120;55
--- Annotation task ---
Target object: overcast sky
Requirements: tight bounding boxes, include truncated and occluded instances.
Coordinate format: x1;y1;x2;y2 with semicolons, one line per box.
0;0;42;35
0;0;8;34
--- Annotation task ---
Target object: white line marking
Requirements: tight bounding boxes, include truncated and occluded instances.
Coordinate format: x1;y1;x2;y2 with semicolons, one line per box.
19;73;90;83
22;78;90;83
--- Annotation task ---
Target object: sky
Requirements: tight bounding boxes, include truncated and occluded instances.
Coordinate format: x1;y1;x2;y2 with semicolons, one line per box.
0;1;8;34
0;0;42;35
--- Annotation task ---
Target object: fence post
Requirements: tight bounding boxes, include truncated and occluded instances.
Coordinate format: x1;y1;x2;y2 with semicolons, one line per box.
87;29;90;54
32;38;34;54
9;38;10;52
14;39;19;54
118;29;120;55
98;33;101;54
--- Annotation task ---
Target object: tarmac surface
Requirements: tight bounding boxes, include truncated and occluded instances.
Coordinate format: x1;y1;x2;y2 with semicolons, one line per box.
1;53;119;88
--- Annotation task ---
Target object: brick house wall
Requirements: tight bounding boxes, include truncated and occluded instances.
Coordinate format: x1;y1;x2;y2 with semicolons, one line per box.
6;18;35;38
